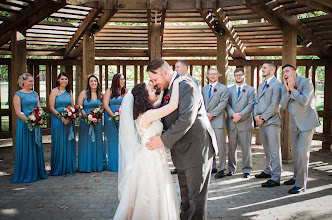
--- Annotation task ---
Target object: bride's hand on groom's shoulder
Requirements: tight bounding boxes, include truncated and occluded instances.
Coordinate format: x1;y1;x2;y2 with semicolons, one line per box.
146;136;164;151
175;76;191;84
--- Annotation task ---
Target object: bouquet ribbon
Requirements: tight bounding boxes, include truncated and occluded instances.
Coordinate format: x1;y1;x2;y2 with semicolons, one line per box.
34;127;42;146
89;124;96;142
68;123;75;141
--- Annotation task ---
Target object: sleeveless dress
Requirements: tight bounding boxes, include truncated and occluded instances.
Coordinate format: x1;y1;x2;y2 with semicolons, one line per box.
78;90;103;172
113;115;180;220
104;96;123;171
11;91;48;183
49;91;76;176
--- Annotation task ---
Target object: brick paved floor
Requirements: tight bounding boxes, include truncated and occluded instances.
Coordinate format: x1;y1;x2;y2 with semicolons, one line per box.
0;139;331;220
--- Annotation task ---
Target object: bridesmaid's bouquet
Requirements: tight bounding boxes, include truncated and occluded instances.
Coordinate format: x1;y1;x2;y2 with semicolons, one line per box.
58;104;83;121
25;107;51;131
109;108;120;123
83;104;103;126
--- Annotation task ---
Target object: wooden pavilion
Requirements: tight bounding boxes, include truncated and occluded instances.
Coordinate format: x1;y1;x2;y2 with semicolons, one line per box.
0;0;331;160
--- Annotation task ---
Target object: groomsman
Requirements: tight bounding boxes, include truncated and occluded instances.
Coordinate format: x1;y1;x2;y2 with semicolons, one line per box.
280;64;320;194
202;68;229;177
175;60;199;85
254;61;282;187
226;67;255;178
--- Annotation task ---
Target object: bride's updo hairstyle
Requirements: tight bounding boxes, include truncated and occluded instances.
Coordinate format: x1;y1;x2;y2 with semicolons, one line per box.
132;83;153;120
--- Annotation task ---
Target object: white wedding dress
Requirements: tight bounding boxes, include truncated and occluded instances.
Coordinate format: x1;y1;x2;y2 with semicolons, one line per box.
113;115;180;220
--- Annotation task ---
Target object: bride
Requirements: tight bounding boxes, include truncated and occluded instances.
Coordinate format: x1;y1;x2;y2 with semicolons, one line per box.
113;76;188;220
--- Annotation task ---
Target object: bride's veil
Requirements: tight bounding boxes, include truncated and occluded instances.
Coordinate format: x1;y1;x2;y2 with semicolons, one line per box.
118;92;140;201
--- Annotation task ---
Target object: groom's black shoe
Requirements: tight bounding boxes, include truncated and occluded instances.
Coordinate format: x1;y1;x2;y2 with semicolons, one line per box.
288;186;305;194
284;178;296;185
214;170;226;179
255;172;271;178
171;170;177;175
261;179;280;188
212;168;218;174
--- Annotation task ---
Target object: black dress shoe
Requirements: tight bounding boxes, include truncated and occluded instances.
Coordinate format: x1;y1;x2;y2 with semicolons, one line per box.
212;168;218;174
261;179;280;187
289;186;305;194
284;178;296;185
243;173;250;178
171;170;177;175
214;170;226;179
226;171;234;176
255;172;271;178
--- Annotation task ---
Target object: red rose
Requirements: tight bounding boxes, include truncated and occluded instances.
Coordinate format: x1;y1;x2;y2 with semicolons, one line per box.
214;88;217;92
242;89;246;92
164;95;170;102
294;86;297;89
70;115;75;119
266;84;269;88
116;108;120;113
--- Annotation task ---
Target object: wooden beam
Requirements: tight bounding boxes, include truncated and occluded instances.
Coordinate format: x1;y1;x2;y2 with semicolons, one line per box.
312;0;332;8
71;9;118;58
295;0;332;14
64;7;103;57
0;0;66;47
82;32;95;89
217;34;228;85
149;23;161;60
323;57;332;150
264;0;331;58
160;8;166;53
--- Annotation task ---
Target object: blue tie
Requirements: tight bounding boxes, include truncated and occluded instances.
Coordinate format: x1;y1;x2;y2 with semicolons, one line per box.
263;81;267;90
237;87;241;98
208;85;212;98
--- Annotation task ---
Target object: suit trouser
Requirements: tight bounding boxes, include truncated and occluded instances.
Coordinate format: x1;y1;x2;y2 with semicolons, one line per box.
212;128;226;170
227;128;252;174
177;157;213;220
259;124;282;182
289;128;315;188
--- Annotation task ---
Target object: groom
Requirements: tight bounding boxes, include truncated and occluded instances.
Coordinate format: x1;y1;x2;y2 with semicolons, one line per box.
146;59;218;220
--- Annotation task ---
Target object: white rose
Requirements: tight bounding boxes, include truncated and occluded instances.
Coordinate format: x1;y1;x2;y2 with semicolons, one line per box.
88;114;93;119
71;107;75;112
68;112;72;116
30;115;36;121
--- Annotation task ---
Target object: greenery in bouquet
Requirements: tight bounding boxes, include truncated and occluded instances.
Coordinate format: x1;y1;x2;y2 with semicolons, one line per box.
83;104;103;126
109;108;120;123
25;107;51;131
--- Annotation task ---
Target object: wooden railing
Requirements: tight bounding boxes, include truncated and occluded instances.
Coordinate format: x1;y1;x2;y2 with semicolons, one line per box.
0;58;330;145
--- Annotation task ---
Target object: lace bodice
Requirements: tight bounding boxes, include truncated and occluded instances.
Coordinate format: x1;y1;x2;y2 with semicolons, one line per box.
55;91;71;110
15;91;38;114
136;114;163;147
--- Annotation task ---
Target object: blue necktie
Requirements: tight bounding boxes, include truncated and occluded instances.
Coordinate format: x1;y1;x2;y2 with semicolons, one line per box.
208;85;212;98
237;87;241;98
263;81;267;90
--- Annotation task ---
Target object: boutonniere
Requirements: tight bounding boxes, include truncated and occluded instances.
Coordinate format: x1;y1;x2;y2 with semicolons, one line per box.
214;88;217;92
164;95;170;103
266;84;269;88
294;86;297;89
242;89;246;92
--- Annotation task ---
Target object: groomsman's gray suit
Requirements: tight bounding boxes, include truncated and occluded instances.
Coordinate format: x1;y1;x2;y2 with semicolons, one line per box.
226;84;255;174
280;76;320;188
202;82;229;171
254;77;282;183
161;73;218;220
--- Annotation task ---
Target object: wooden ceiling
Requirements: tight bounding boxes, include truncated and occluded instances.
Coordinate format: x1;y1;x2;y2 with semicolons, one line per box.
0;0;331;58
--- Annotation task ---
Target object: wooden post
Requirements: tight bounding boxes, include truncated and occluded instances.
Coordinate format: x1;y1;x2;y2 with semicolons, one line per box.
250;66;255;87
140;65;144;83
201;65;205;88
33;65;40;96
134;65;138;85
217;34;228;86
311;66;317;102
52;65;58;89
11;29;27;156
245;66;252;86
323;57;332;150
82;32;95;89
99;65;103;92
281;25;297;162
75;65;82;102
123;65;127;88
105;65;109;89
149;23;161;60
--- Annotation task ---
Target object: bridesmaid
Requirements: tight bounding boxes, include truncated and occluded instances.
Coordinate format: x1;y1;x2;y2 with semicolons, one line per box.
77;75;103;172
11;73;48;183
103;73;127;171
49;72;76;176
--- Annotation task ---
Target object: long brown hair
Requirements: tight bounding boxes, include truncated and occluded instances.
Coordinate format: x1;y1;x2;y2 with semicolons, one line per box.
86;75;102;101
110;73;126;99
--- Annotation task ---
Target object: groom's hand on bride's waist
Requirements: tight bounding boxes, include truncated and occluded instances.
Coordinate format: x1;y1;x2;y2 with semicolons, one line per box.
146;136;164;151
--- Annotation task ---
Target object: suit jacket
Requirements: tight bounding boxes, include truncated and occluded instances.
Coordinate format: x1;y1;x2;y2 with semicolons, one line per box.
254;77;282;127
280;76;320;131
226;84;255;131
201;82;228;129
160;73;218;169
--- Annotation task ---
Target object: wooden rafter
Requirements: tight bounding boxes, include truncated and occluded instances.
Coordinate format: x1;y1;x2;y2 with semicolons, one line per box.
212;8;246;58
160;9;166;48
63;7;103;57
69;8;118;58
313;0;332;8
0;0;66;47
295;0;332;15
263;0;331;57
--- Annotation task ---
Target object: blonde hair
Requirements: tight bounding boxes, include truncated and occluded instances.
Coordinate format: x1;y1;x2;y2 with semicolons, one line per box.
17;73;33;88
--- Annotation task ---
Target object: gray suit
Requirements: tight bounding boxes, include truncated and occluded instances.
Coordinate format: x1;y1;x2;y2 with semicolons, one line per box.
280;76;320;188
202;82;228;171
161;73;218;220
226;84;255;174
254;77;282;182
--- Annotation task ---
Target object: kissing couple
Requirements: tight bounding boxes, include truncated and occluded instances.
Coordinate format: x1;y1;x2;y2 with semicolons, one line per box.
113;59;218;220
